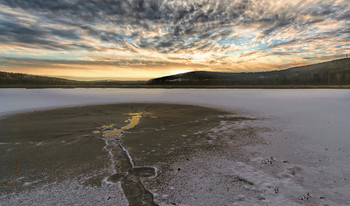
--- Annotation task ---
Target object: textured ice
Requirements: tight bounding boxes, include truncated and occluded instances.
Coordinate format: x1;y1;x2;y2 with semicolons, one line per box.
1;88;350;205
1;179;128;206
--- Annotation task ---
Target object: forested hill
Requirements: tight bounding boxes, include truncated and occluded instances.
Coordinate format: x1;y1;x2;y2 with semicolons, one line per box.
1;58;349;87
150;58;350;85
0;72;146;87
0;71;81;85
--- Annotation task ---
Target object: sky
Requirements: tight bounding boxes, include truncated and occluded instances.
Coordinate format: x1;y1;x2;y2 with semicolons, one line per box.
0;0;349;80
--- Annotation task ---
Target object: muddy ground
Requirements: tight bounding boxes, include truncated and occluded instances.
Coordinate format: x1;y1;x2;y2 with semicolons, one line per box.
0;103;264;205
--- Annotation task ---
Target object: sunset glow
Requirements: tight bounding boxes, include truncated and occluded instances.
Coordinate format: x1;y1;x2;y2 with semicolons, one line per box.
0;0;349;80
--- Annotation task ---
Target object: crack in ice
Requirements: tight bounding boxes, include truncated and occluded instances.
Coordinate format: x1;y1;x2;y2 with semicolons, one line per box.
97;112;158;206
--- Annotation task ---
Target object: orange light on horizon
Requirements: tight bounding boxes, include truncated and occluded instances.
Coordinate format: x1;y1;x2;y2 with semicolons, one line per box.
170;69;192;75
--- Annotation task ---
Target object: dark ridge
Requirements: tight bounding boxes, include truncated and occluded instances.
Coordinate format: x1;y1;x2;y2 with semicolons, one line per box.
0;71;81;85
149;58;350;85
0;71;146;86
1;58;349;87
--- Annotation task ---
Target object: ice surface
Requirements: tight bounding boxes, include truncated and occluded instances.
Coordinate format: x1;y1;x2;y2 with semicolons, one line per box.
1;88;350;205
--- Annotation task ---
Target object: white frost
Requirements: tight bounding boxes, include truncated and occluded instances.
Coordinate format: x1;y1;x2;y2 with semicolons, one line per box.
1;88;350;205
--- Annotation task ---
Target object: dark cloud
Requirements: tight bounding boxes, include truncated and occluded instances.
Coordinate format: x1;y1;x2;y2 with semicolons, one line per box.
0;0;349;56
0;57;207;69
0;0;249;51
269;40;298;49
337;11;350;21
0;18;86;50
270;52;292;56
261;16;294;36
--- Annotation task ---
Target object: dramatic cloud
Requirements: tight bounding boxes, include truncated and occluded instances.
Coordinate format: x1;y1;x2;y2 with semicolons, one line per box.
0;0;349;79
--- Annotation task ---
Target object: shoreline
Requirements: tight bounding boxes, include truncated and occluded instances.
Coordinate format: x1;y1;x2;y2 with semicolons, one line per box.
1;85;350;89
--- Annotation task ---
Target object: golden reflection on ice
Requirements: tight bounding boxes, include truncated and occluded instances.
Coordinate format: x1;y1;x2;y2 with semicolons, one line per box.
100;112;154;139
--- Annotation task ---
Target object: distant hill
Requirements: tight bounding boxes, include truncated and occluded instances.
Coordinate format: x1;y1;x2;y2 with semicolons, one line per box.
0;71;81;85
150;58;350;85
1;58;349;88
0;71;146;87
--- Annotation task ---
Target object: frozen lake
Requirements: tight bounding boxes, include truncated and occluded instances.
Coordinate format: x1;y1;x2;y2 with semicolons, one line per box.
1;88;350;205
1;88;349;148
